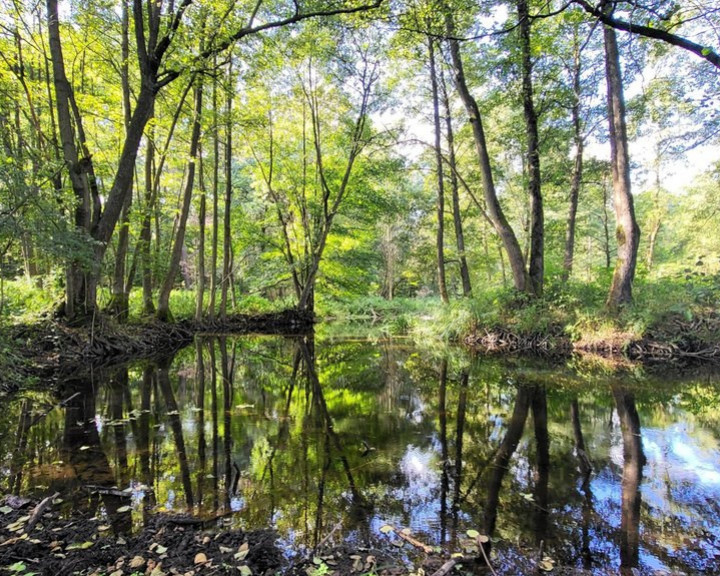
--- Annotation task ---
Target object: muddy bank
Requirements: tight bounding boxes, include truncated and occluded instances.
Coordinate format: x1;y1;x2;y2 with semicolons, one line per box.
464;313;720;365
1;310;313;395
0;494;600;576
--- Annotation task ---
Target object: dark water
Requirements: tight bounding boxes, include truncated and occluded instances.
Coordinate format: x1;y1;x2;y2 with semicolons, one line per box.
2;335;720;574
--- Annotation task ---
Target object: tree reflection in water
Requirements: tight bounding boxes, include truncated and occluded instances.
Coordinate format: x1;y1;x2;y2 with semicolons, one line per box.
3;337;720;574
612;385;645;574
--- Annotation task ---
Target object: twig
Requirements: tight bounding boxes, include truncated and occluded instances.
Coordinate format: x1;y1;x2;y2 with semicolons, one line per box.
24;492;59;533
430;559;457;576
395;528;433;554
478;536;498;576
314;521;342;553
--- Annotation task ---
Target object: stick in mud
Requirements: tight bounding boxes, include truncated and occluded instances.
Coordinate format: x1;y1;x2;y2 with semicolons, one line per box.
24;492;59;533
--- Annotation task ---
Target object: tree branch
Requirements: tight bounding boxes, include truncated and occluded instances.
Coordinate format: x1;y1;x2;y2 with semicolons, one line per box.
573;0;720;69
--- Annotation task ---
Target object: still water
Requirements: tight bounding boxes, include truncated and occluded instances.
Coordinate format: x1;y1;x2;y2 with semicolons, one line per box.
2;335;720;574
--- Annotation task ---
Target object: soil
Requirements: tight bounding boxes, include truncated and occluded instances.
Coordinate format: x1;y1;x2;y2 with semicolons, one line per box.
0;495;602;576
0;310;314;396
0;494;413;576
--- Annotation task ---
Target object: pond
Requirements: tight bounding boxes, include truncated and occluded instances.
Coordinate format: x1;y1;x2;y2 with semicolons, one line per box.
2;334;720;574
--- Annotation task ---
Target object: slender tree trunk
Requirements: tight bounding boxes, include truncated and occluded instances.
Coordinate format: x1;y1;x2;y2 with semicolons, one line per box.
518;0;543;295
157;76;203;321
46;0;92;319
562;33;584;283
209;56;220;320
603;22;640;309
429;38;449;303
196;150;207;321
220;63;233;320
108;1;134;320
141;111;156;315
440;67;472;296
445;12;530;293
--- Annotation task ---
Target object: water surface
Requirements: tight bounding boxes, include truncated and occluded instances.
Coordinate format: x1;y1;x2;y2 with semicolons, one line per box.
2;335;720;574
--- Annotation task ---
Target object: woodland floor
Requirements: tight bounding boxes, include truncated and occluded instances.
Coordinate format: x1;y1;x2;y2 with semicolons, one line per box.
0;494;621;576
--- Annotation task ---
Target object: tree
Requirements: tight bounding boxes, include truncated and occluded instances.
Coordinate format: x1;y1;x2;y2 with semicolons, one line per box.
44;0;383;320
603;15;640;309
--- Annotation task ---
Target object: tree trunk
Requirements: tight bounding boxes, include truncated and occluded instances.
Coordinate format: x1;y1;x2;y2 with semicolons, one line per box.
562;32;584;283
445;12;530;293
141;111;156;315
157;77;203;321
196;150;207;321
440;67;472;297
603;23;640;309
429;38;449;304
518;0;544;295
209;58;220;320
46;0;93;319
220;63;233;320
107;0;133;321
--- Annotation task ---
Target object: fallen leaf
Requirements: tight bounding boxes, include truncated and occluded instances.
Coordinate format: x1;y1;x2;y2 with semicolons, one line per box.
0;506;12;514
379;524;393;534
401;528;411;535
156;545;168;555
79;446;90;451
98;525;111;532
110;570;123;576
238;567;252;576
129;555;145;569
466;529;479;539
194;553;208;565
117;506;131;513
219;546;233;554
66;541;94;550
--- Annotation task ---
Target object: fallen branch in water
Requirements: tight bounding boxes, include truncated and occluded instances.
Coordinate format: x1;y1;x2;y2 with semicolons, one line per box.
394;527;433;554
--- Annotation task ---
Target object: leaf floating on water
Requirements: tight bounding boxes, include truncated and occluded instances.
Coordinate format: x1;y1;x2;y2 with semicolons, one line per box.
116;506;131;513
539;560;554;572
379;524;394;534
79;446;90;451
391;539;404;548
466;529;479;539
521;493;534;502
400;527;412;535
477;534;490;544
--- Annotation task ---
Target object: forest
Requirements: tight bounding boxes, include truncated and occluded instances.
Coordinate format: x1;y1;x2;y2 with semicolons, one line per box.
0;0;719;339
3;3;720;575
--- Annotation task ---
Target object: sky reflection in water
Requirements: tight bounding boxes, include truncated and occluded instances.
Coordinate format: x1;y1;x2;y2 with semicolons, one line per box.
2;335;720;574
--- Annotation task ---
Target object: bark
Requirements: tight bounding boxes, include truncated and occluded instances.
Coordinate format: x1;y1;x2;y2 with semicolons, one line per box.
603;22;640;309
429;38;449;303
518;0;544;295
107;0;133;321
46;0;93;318
445;12;530;293
209;58;220;320
157;75;203;321
141;112;156;315
196;150;207;321
220;64;233;320
440;67;472;296
562;32;584;283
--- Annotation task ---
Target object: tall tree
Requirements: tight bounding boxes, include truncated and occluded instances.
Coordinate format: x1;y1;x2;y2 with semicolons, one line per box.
444;10;533;294
603;15;640;308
